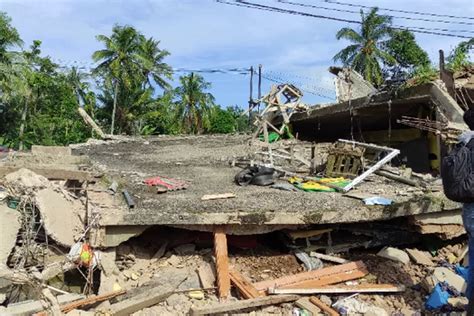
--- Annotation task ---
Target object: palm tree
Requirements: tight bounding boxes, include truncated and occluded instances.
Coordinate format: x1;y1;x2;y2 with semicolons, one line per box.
67;66;89;107
173;73;215;134
92;25;172;135
92;25;142;134
138;37;173;91
0;12;22;65
333;8;396;86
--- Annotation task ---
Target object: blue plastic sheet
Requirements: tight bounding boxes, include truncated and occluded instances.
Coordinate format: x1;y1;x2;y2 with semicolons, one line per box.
363;196;393;205
425;284;451;310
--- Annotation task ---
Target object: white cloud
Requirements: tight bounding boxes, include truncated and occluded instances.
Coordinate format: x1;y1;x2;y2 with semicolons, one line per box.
1;0;472;106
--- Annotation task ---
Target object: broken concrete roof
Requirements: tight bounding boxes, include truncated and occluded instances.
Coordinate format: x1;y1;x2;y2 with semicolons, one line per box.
290;82;467;141
73;135;459;231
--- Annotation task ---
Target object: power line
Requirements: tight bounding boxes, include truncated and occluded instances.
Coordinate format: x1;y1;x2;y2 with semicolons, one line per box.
216;0;473;39
315;0;474;21
260;70;335;100
277;0;474;26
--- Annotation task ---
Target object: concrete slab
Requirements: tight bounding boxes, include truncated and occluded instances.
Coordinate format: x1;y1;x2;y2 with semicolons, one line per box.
73;135;460;229
0;204;20;266
377;247;410;264
35;188;85;247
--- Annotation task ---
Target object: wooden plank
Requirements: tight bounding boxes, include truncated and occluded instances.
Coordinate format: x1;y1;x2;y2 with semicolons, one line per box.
229;269;262;299
214;226;230;300
190;295;300;315
309;252;349;264
34;290;125;316
269;283;406;294
0;166;94;182
201;193;236;201
295;297;321;316
253;261;367;291
309;296;339;316
280;268;368;290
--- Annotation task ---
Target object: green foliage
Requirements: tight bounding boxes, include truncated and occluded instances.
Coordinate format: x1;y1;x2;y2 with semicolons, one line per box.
384;30;430;70
446;39;474;72
406;64;438;87
92;24;172;135
208;106;236;134
333;8;396;86
334;8;433;86
0;11;248;150
172;73;214;134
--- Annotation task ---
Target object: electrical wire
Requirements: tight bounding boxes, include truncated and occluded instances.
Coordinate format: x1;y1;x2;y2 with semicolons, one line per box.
277;0;474;26
315;0;474;21
260;70;335;100
216;0;473;39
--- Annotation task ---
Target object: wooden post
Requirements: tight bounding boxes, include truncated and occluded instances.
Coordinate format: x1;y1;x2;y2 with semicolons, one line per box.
258;64;262;113
78;107;107;139
214;226;230;300
249;66;254;124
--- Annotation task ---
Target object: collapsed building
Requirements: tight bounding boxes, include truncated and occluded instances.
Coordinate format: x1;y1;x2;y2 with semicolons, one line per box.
0;66;473;315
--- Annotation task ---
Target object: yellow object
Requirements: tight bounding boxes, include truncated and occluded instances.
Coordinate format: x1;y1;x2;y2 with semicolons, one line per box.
447;253;457;264
289;176;347;191
113;282;122;291
79;243;93;267
188;290;205;300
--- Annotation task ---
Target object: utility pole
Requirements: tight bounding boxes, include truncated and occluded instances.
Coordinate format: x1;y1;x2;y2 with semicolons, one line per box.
257;64;262;113
249;66;254;124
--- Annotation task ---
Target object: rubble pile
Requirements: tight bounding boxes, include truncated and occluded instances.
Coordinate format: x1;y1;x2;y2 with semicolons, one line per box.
0;69;473;314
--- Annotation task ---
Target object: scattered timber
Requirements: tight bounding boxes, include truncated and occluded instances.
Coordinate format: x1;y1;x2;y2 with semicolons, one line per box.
34;290;125;315
253;261;368;292
375;170;419;187
201;193;236;201
229;269;262;299
190;294;300;315
309;296;339;316
268;284;406;294
214;226;230;299
309;252;349;264
78;107;108;139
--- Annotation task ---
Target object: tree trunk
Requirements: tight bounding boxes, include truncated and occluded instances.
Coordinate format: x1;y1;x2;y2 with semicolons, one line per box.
111;80;119;135
19;99;27;150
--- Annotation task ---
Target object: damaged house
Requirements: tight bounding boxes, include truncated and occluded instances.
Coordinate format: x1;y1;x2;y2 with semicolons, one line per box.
0;66;473;315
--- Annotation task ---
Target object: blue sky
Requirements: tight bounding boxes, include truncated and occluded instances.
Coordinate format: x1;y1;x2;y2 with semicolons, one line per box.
1;0;472;107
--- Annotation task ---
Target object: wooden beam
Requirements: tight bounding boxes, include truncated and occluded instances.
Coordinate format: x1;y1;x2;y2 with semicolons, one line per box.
253;261;367;292
214;226;230;300
190;295;300;315
229;269;262;299
309;296;339;316
201;193;236;201
269;284;405;294
34;290;125;315
0;166;95;182
78;107;107;139
309;252;349;264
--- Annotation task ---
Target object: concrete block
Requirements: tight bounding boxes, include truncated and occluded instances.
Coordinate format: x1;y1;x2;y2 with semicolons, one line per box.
377;247;410;264
433;267;467;294
406;248;434;266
